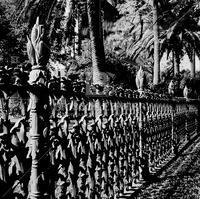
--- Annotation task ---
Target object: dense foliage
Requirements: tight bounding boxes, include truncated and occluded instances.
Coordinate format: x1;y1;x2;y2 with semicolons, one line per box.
0;1;27;67
1;0;200;92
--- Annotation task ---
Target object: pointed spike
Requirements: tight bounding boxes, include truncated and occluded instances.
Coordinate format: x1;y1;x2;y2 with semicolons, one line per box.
36;16;40;25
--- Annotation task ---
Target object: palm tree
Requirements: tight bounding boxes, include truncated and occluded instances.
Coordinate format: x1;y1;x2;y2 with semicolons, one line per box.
115;0;200;84
106;0;166;85
191;49;195;77
87;0;107;86
160;0;200;78
16;0;114;86
153;0;160;84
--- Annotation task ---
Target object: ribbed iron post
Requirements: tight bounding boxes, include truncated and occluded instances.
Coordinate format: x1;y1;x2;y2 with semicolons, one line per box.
171;103;177;154
29;92;40;199
138;100;144;181
27;17;50;199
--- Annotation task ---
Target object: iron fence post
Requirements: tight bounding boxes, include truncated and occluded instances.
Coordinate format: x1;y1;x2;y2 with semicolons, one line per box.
197;101;200;133
138;95;149;181
27;17;50;199
171;102;178;155
185;103;189;141
29;91;40;199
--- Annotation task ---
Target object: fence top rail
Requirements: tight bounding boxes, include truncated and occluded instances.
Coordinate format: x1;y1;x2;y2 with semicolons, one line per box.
0;84;199;105
85;94;200;104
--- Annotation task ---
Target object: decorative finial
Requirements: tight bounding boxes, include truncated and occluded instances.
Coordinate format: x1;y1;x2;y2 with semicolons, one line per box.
183;85;189;99
135;65;145;91
27;17;49;85
168;79;175;96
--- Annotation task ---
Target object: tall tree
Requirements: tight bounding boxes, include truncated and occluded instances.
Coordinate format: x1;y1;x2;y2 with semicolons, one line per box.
160;0;200;78
87;0;106;86
105;0;162;85
106;0;200;85
153;0;160;84
191;49;195;78
16;0;114;86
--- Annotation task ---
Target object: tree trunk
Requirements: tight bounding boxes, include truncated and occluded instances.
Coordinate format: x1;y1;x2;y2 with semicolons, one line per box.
174;51;181;95
62;0;74;55
172;51;175;76
64;0;74;26
87;0;106;86
174;51;180;76
74;4;82;56
191;49;195;78
153;0;160;85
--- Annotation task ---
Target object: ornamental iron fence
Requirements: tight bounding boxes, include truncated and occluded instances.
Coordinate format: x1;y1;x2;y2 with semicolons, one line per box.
0;84;199;199
0;17;199;199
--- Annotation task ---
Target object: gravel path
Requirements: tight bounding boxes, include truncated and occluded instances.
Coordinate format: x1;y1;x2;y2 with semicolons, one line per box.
135;137;200;199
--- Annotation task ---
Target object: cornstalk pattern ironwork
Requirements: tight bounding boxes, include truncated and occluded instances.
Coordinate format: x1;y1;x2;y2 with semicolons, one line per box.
0;85;199;198
26;17;50;199
46;90;199;198
1;13;199;199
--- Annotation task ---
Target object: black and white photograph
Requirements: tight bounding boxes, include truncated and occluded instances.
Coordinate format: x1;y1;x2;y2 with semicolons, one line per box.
1;0;200;198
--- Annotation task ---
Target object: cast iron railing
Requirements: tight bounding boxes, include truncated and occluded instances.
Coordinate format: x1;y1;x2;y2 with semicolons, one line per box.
0;84;199;199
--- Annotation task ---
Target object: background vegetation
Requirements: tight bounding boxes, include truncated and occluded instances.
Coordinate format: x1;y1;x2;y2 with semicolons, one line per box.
0;0;200;95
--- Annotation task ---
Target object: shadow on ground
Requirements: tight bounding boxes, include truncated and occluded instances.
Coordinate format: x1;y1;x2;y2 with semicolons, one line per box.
128;136;200;199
